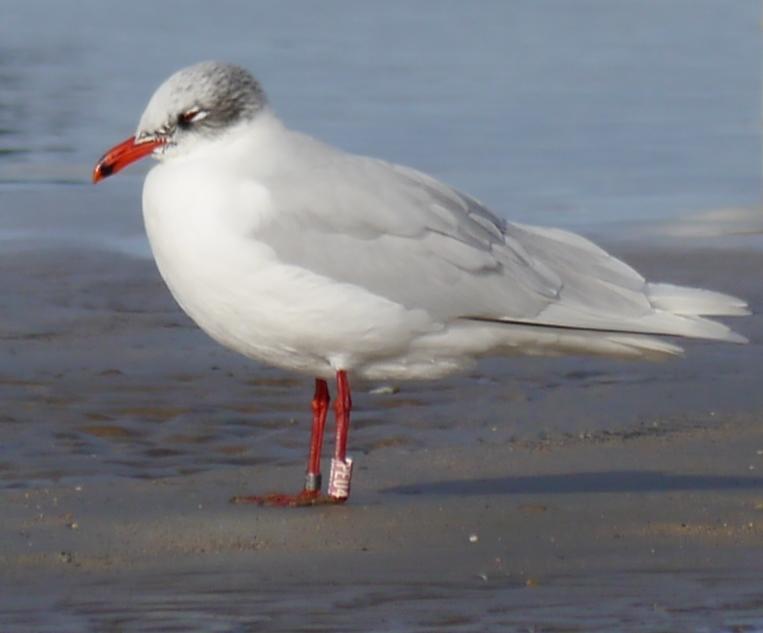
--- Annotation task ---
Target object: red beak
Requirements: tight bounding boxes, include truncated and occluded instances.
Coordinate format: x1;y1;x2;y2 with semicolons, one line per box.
92;136;165;183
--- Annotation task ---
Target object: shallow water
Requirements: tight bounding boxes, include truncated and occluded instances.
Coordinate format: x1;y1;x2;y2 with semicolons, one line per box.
1;0;760;229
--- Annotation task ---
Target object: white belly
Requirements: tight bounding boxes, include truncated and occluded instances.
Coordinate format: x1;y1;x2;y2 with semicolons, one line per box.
141;160;437;378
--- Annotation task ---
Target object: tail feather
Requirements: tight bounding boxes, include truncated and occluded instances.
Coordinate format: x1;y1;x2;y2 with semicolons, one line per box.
647;283;750;317
471;311;748;345
467;278;750;347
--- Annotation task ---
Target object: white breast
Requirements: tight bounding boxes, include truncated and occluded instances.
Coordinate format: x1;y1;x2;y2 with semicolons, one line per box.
140;135;437;378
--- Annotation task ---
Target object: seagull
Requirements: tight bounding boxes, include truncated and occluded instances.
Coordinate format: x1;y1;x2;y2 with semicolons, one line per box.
93;61;748;506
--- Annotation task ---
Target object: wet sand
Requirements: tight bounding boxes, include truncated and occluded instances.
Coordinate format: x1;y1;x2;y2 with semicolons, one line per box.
2;422;763;632
0;198;762;630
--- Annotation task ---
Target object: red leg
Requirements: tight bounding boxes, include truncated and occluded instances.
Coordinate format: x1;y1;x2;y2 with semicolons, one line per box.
305;378;330;491
232;375;350;507
327;370;354;502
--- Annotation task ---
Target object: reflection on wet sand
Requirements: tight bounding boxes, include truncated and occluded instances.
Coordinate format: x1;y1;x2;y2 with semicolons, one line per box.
0;242;761;490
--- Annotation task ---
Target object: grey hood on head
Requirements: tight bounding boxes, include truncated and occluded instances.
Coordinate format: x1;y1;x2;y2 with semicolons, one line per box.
136;61;268;141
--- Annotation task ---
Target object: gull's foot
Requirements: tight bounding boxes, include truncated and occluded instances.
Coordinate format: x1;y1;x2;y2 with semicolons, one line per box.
230;490;347;507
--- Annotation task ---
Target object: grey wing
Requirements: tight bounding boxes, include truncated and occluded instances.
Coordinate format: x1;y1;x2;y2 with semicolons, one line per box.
256;155;564;321
256;153;744;341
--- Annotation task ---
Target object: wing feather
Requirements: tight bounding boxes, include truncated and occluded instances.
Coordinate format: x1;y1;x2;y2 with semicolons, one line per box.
252;137;746;342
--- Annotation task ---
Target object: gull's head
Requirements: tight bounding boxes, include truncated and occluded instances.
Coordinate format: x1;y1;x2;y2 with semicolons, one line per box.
93;61;267;183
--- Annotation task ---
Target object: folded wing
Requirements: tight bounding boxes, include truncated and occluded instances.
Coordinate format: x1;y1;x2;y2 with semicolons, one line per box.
255;144;747;345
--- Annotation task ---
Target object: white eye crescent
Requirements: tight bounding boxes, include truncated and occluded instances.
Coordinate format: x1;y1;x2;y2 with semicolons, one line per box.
178;108;209;127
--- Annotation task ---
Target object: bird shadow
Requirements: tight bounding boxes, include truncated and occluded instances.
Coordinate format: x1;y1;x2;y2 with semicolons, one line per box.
382;470;763;496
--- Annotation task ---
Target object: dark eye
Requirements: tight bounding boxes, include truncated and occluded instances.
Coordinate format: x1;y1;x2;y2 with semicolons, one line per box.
176;108;207;130
177;110;195;130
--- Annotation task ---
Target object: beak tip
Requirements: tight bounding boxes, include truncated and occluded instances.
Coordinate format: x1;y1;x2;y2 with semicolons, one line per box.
92;135;159;185
91;161;112;184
